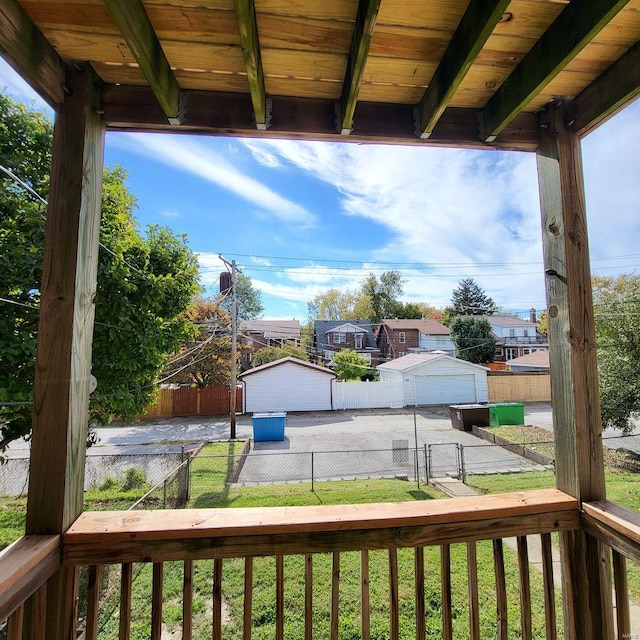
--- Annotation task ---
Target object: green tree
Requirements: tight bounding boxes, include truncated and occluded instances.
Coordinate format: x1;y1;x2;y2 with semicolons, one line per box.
360;270;406;324
0;94;201;447
593;274;640;432
449;317;496;364
450;278;496;316
537;310;548;335
309;288;373;321
219;273;264;320
331;349;372;381
162;297;232;388
252;343;309;367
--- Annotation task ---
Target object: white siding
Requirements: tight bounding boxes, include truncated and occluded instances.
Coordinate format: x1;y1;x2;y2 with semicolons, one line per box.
381;358;487;406
418;334;456;353
333;380;404;409
243;362;334;412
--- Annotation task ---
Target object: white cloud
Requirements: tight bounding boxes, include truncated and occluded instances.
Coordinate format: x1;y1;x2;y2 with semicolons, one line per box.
110;133;316;227
242;138;546;311
161;209;181;219
0;61;52;114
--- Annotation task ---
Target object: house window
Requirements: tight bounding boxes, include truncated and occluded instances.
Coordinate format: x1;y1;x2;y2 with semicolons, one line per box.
506;348;517;360
333;332;346;344
399;332;406;344
509;329;516;337
354;334;363;349
523;329;529;337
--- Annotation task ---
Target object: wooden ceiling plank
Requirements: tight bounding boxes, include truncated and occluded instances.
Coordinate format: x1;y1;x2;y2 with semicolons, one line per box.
570;39;640;136
478;0;631;142
103;0;182;122
233;0;269;129
0;0;67;106
337;0;382;134
415;0;511;138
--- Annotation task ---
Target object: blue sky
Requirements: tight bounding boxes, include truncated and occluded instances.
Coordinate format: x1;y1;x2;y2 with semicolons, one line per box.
3;59;640;321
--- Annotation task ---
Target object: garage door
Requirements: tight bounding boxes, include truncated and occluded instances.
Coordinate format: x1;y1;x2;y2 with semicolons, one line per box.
414;374;477;405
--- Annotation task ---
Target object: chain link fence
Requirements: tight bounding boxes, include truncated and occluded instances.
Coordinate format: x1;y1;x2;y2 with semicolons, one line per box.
0;449;192;497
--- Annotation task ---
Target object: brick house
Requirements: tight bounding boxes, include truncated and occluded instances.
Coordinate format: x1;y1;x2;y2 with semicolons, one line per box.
376;318;454;360
240;319;301;369
313;320;381;367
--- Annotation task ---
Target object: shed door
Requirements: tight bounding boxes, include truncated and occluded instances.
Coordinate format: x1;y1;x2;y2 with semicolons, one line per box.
414;374;476;405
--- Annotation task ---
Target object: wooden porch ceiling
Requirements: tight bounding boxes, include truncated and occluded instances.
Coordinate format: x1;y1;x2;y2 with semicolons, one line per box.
2;0;640;150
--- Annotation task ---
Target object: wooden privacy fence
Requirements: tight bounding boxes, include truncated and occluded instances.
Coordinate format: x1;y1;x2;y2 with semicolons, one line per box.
488;373;550;403
140;386;243;418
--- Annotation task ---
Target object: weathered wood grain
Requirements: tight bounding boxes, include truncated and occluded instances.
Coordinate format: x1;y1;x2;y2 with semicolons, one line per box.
85;565;100;640
493;539;508;640
119;563;133;640
540;534;556;640
151;563;163;640
517;537;532;640
467;541;480;640
441;544;452;640
0;536;60;622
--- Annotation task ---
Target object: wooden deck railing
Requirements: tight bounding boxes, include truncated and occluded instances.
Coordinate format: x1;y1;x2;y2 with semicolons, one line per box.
4;489;638;639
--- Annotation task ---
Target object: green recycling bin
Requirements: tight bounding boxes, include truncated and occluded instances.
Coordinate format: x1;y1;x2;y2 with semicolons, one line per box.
489;402;525;426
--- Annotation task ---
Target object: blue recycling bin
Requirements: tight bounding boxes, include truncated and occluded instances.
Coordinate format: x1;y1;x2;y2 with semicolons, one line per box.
252;412;286;441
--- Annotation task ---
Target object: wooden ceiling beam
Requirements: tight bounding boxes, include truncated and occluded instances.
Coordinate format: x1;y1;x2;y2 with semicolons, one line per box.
478;0;630;143
233;0;269;130
0;0;67;106
570;40;640;137
100;84;540;151
337;0;382;135
415;0;510;139
103;0;182;123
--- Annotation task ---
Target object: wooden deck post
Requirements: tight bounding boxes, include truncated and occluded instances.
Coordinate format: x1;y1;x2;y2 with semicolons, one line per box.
536;99;613;640
24;65;105;638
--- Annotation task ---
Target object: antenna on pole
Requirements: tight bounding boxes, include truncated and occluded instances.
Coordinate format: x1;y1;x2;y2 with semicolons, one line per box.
219;254;240;439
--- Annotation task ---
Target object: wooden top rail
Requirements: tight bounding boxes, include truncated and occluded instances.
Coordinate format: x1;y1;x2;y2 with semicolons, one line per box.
63;489;579;565
0;535;60;621
583;500;640;566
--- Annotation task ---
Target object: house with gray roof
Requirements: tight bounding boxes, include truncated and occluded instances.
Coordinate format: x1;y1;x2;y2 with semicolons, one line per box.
313;320;381;368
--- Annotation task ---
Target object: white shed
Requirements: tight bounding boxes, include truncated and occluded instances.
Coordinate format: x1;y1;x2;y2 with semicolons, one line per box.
240;357;337;413
377;353;488;406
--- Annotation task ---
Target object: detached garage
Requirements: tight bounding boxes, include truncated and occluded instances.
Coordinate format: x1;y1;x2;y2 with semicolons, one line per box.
377;353;488;406
240;357;336;413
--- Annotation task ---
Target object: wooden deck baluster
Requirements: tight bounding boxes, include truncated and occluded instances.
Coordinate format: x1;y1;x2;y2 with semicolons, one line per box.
85;565;101;640
305;554;313;640
213;558;223;640
119;563;132;640
183;560;193;640
467;542;480;640
612;550;631;640
415;547;425;640
493;539;508;640
540;533;557;640
331;552;340;640
6;604;24;640
151;563;163;640
517;536;533;640
243;557;253;640
441;544;452;640
276;555;284;640
389;549;399;640
361;550;370;640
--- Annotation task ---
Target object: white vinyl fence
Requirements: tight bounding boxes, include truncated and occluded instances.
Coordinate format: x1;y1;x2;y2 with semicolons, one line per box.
332;380;404;410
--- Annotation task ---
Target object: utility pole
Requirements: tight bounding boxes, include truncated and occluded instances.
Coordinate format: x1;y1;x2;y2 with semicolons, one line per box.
219;255;238;439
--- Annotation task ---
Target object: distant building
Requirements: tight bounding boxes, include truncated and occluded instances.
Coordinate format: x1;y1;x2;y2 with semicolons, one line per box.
376;318;454;360
484;309;548;362
313;320;381;367
240;320;300;369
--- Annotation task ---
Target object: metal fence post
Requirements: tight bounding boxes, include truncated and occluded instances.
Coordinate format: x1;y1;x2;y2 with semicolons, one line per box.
311;451;314;492
459;444;466;484
163;479;167;509
425;444;431;483
414;448;420;490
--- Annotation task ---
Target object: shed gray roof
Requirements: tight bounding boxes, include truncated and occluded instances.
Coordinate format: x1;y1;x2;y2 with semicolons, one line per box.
239;357;336;378
377;353;488;373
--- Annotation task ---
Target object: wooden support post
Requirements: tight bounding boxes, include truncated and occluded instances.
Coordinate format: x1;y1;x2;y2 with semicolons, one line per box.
536;99;612;640
24;64;105;639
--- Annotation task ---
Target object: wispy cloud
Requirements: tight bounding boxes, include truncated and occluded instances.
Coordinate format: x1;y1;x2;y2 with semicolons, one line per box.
0;63;52;115
110;133;316;227
242;138;545;310
161;209;181;219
